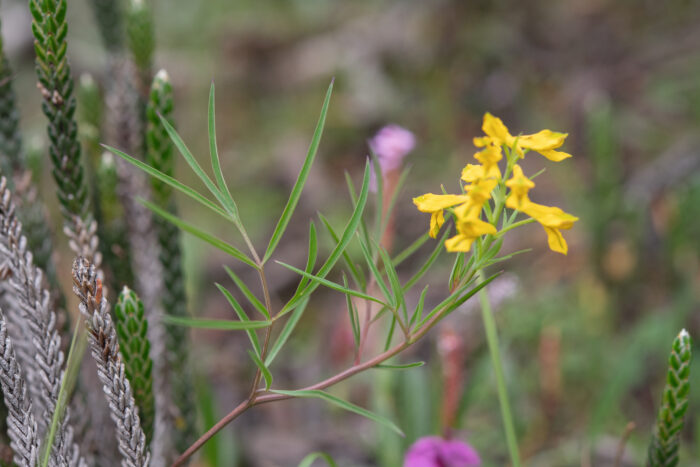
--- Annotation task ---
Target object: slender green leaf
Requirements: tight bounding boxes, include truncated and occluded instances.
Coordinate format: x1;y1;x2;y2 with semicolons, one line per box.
159;111;240;219
283;162;371;313
272;389;404;436
384;315;397;351
265;297;310;367
141;199;257;268
263;80;334;264
299;452;338;467
208;81;237;212
42;321;86;467
418;272;500;328
402;228;450;291
249;350;272;390
410;285;429;328
345;170;372;257
105;144;231;221
318;213;365;290
357;234;393;306
277;261;387;306
378;246;407;322
215;283;262;356
370;151;384;243
392;232;430;268
224;265;270;320
375;361;425;370
343;275;361;347
378;166;411;241
295;222;318;293
163;316;270;330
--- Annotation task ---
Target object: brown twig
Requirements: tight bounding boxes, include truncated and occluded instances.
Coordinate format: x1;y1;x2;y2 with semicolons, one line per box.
172;287;454;466
613;422;636;467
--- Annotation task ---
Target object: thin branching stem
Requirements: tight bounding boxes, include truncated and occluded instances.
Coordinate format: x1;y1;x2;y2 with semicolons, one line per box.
173;286;464;466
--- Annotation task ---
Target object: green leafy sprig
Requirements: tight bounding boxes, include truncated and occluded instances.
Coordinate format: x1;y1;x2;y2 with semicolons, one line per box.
114;287;155;445
648;329;692;467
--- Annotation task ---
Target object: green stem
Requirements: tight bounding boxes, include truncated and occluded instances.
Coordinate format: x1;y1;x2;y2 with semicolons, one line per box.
477;269;521;466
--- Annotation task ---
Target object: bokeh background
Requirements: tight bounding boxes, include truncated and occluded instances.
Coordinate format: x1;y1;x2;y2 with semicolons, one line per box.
2;0;700;465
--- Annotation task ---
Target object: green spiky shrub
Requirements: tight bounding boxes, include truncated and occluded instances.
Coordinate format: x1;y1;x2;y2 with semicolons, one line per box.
145;69;197;450
114;287;156;445
648;329;692;467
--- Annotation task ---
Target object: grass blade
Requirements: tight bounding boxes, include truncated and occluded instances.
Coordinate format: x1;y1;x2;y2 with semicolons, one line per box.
215;283;262;356
263;79;334;264
140;199;257;268
271;389;404;437
163;316;270;330
224;265;270;320
41;321;86;467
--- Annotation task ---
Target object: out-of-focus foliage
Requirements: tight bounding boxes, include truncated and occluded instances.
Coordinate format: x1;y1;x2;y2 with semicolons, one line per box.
2;0;699;465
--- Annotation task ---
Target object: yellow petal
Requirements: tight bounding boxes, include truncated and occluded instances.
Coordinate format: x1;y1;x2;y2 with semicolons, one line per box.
467;178;497;205
474;145;503;167
505;164;535;198
461;164;485;183
523;203;578;229
429;210;444;239
505;192;531;211
543;226;568;254
413;193;470;213
473;136;492;147
538;148;572;162
445;234;476;252
453;201;479;219
482;113;514;145
456;216;497;238
518;130;567;150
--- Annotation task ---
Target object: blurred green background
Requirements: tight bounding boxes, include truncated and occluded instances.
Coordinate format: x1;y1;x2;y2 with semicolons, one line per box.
2;0;700;465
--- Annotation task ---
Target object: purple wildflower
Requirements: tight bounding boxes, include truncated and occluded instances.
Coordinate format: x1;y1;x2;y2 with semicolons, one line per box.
404;436;481;467
369;124;415;191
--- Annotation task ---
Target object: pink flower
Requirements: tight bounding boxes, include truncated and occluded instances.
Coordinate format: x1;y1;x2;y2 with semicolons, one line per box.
404;436;481;467
369;124;415;191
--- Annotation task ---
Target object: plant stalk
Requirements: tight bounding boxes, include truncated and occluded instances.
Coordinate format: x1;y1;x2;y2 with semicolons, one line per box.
477;269;521;466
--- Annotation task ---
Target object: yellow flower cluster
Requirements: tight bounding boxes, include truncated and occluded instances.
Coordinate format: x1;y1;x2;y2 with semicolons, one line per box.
413;113;578;254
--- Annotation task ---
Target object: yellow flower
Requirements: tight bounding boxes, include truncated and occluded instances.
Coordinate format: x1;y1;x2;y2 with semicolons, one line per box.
505;164;535;210
522;203;578;255
474;113;572;162
505;165;578;254
445;208;497;252
413;193;469;238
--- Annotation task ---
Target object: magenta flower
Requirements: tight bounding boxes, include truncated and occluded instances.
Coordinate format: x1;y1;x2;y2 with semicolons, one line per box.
369;124;415;191
404;436;481;467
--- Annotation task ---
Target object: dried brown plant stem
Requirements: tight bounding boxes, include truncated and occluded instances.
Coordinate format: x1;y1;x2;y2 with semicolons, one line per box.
613;422;636;467
173;292;451;466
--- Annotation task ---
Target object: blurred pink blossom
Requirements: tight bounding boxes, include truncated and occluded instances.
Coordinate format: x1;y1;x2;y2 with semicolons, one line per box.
404;436;481;467
369;124;415;191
